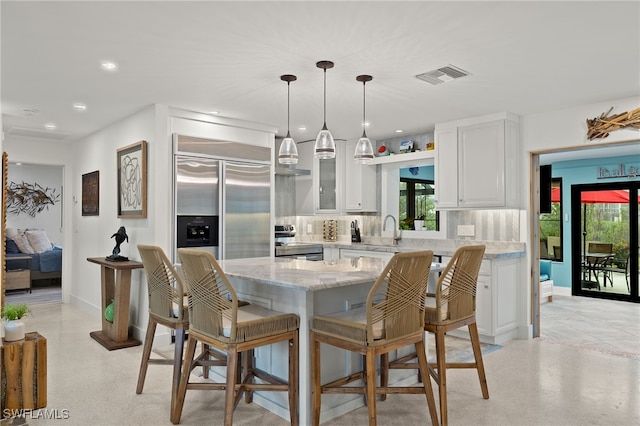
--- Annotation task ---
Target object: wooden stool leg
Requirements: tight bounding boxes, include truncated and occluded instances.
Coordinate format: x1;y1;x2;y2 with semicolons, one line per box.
365;348;378;426
434;329;448;426
289;333;299;426
311;332;321;426
469;322;489;399
136;317;157;394
245;349;254;403
380;353;388;401
416;339;439;426
171;327;187;412
224;345;239;426
202;343;210;379
171;337;198;424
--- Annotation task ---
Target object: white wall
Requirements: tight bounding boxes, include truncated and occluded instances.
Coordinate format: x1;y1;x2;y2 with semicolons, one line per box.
6;163;63;244
70;105;162;341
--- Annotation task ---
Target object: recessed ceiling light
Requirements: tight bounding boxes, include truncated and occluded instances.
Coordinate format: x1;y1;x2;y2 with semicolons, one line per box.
209;110;219;115
298;126;307;131
101;61;118;71
44;123;57;130
395;129;404;133
73;103;87;111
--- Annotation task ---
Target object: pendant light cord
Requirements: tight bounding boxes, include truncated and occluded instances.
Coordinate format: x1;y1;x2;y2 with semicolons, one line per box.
323;67;327;125
287;81;291;135
362;80;367;137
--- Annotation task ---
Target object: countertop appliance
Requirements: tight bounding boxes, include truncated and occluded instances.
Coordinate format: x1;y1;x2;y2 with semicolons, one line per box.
274;224;324;261
174;134;271;261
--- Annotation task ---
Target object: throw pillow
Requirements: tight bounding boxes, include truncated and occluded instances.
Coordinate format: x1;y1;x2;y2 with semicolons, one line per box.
6;228;21;239
5;237;20;254
12;233;35;254
25;229;53;254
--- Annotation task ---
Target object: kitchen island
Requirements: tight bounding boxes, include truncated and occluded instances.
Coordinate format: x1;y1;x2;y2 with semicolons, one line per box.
216;256;443;425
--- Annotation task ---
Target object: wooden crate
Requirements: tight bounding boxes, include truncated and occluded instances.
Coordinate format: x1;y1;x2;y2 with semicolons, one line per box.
5;269;31;291
1;332;47;413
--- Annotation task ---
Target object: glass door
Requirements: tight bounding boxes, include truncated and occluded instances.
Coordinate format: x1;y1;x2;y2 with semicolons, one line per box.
572;182;639;302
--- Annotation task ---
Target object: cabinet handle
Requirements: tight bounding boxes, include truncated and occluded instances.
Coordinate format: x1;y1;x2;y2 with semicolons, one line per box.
484;285;489;289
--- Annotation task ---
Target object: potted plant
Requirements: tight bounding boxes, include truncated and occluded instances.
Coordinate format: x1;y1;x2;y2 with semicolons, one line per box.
1;303;31;341
414;215;425;231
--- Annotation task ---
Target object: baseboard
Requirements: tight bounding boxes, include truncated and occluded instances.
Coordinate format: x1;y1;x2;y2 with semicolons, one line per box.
553;285;571;296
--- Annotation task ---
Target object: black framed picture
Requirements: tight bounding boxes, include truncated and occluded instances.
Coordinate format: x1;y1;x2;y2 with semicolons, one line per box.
82;170;100;216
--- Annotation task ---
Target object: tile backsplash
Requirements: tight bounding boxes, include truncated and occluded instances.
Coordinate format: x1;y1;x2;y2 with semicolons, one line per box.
277;210;522;243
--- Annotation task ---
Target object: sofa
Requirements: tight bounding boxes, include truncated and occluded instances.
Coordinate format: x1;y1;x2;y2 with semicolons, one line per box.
540;259;553;303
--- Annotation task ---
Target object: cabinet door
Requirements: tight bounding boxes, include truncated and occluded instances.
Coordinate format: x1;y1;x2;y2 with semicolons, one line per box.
314;143;343;214
434;125;459;208
340;249;394;260
345;139;377;212
475;273;492;336
458;120;505;208
295;142;314;215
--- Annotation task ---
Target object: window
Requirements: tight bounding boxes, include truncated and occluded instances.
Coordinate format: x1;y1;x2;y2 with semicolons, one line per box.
540;178;563;261
399;176;439;231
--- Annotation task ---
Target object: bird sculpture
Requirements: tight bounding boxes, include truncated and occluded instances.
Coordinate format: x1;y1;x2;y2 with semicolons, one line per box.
107;226;129;261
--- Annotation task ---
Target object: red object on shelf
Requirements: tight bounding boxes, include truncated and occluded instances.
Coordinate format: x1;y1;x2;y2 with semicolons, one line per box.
378;145;387;153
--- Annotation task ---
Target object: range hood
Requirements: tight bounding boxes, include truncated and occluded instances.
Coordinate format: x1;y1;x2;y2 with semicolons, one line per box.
275;165;311;176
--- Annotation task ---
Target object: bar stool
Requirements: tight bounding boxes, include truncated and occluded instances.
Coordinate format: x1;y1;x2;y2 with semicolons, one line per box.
136;245;191;415
172;248;300;426
387;245;488;426
310;251;439;426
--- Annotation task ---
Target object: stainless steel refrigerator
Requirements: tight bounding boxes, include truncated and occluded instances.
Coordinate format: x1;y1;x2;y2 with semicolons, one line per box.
174;135;271;261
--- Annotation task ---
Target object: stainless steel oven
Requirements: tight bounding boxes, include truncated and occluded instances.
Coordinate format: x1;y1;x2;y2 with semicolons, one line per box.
274;225;324;261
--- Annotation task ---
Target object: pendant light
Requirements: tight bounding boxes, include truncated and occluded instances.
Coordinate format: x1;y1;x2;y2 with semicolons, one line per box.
314;60;336;159
354;75;374;164
278;74;298;165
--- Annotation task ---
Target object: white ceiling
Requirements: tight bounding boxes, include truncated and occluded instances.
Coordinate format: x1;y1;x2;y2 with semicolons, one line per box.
2;1;639;156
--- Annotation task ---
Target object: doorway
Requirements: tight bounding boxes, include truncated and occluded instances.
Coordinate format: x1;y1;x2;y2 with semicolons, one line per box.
571;182;639;302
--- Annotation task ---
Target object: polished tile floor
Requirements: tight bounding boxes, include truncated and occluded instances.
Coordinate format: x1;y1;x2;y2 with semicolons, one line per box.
1;297;638;425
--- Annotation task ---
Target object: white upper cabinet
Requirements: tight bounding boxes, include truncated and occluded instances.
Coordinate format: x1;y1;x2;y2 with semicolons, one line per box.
434;113;520;210
314;142;343;214
295;142;314;215
345;139;377;212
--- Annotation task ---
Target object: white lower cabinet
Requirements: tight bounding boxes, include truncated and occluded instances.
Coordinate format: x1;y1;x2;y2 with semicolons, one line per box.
323;247;340;260
340;249;395;260
442;256;520;345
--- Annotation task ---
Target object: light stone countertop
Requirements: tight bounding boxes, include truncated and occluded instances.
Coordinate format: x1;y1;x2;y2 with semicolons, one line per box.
218;256;444;292
315;238;526;260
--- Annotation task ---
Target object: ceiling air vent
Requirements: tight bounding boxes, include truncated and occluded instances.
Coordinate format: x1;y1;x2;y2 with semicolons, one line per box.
416;65;470;85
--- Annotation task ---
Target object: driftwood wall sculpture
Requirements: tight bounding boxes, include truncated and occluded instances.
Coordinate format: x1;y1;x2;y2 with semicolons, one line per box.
586;106;640;140
6;181;60;217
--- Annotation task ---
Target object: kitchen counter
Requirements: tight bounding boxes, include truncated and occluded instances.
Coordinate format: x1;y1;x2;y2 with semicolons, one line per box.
317;239;525;260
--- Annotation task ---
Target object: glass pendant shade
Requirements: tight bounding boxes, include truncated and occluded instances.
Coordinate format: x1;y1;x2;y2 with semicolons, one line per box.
354;74;374;164
314;123;336;159
354;131;374;164
278;74;298;165
314;60;336;159
278;131;298;164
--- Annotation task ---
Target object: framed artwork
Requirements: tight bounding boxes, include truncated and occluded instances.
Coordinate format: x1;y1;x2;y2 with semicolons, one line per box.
117;140;147;218
82;170;100;216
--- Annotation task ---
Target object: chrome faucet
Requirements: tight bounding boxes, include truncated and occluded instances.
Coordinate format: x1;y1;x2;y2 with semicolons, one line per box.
383;214;401;246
